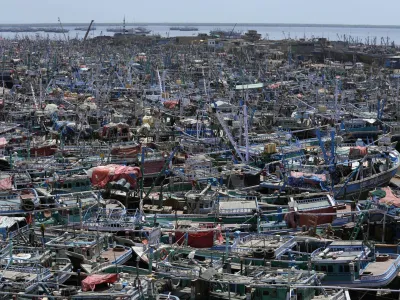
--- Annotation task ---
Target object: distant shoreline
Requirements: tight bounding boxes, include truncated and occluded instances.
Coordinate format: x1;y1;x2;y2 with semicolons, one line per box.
0;22;400;29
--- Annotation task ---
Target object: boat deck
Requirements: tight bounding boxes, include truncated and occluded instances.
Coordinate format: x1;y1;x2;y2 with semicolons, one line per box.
240;238;286;249
363;259;396;276
101;248;130;262
3;270;37;282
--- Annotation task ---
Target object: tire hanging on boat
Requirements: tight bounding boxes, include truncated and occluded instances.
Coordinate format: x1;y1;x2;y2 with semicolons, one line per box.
21;199;35;211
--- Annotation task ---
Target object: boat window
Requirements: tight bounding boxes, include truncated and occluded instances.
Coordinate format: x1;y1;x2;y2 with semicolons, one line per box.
315;265;319;271
76;182;80;187
339;265;343;272
328;265;333;272
354;266;358;272
199;203;204;209
263;290;269;295
63;184;67;189
320;266;327;272
344;265;350;273
68;183;72;189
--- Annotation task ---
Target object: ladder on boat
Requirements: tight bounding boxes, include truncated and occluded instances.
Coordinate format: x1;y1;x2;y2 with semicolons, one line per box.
314;276;328;297
349;201;372;240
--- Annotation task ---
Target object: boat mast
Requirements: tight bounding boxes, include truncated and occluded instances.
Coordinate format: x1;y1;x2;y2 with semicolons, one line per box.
123;16;126;35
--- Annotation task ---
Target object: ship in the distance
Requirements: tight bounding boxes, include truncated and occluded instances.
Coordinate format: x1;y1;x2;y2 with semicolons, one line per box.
170;26;199;31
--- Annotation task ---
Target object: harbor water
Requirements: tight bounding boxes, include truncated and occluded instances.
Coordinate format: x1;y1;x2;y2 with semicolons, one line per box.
2;24;400;44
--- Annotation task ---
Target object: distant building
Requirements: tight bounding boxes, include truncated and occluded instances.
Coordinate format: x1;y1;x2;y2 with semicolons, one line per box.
208;39;224;49
243;30;261;42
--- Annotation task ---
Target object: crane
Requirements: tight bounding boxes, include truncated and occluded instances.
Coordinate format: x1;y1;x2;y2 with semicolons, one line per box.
228;23;237;39
83;20;95;42
58;17;68;42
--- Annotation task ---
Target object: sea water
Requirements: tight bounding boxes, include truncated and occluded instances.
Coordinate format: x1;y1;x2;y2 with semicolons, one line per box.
1;24;400;44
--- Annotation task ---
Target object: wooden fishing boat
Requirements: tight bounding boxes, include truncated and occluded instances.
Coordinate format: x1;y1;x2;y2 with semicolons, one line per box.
311;240;400;287
45;232;132;273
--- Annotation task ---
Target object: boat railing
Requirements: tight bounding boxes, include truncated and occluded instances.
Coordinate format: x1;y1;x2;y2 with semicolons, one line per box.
90;262;114;273
149;214;212;219
211;258;223;269
157;263;200;278
220;194;258;202
230;247;252;253
295;196;328;204
113;247;133;264
275;239;297;258
310;248;324;258
9;224;30;239
95;208;128;219
83;218;139;230
0;204;25;213
239;234;284;244
129;279;149;300
219;208;255;215
330;290;346;300
0;244;45;261
54;167;86;176
56;191;99;203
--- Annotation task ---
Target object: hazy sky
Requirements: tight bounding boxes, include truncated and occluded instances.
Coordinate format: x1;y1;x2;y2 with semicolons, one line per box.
3;0;400;25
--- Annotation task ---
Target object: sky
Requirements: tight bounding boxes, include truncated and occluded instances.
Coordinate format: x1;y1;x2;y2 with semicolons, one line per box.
3;0;400;25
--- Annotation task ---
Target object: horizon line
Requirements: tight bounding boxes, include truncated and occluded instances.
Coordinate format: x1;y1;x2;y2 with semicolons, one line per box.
1;22;400;29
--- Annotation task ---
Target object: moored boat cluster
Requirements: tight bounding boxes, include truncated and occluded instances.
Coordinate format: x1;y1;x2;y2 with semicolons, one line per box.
0;31;399;299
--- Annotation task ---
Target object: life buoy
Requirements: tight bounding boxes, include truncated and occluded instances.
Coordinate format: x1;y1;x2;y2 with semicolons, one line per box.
22;199;35;211
159;248;169;261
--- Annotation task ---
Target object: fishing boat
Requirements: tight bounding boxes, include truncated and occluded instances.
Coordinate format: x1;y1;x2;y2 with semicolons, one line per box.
0;187;40;213
0;244;73;284
311;240;400;287
134;27;151;35
170;26;199;31
45;232;133;273
260;143;400;198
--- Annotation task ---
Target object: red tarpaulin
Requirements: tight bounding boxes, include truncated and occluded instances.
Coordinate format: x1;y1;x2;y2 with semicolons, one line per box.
90;164;142;189
0;176;12;191
82;274;118;292
0;137;7;148
163;100;179;109
378;187;400;207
